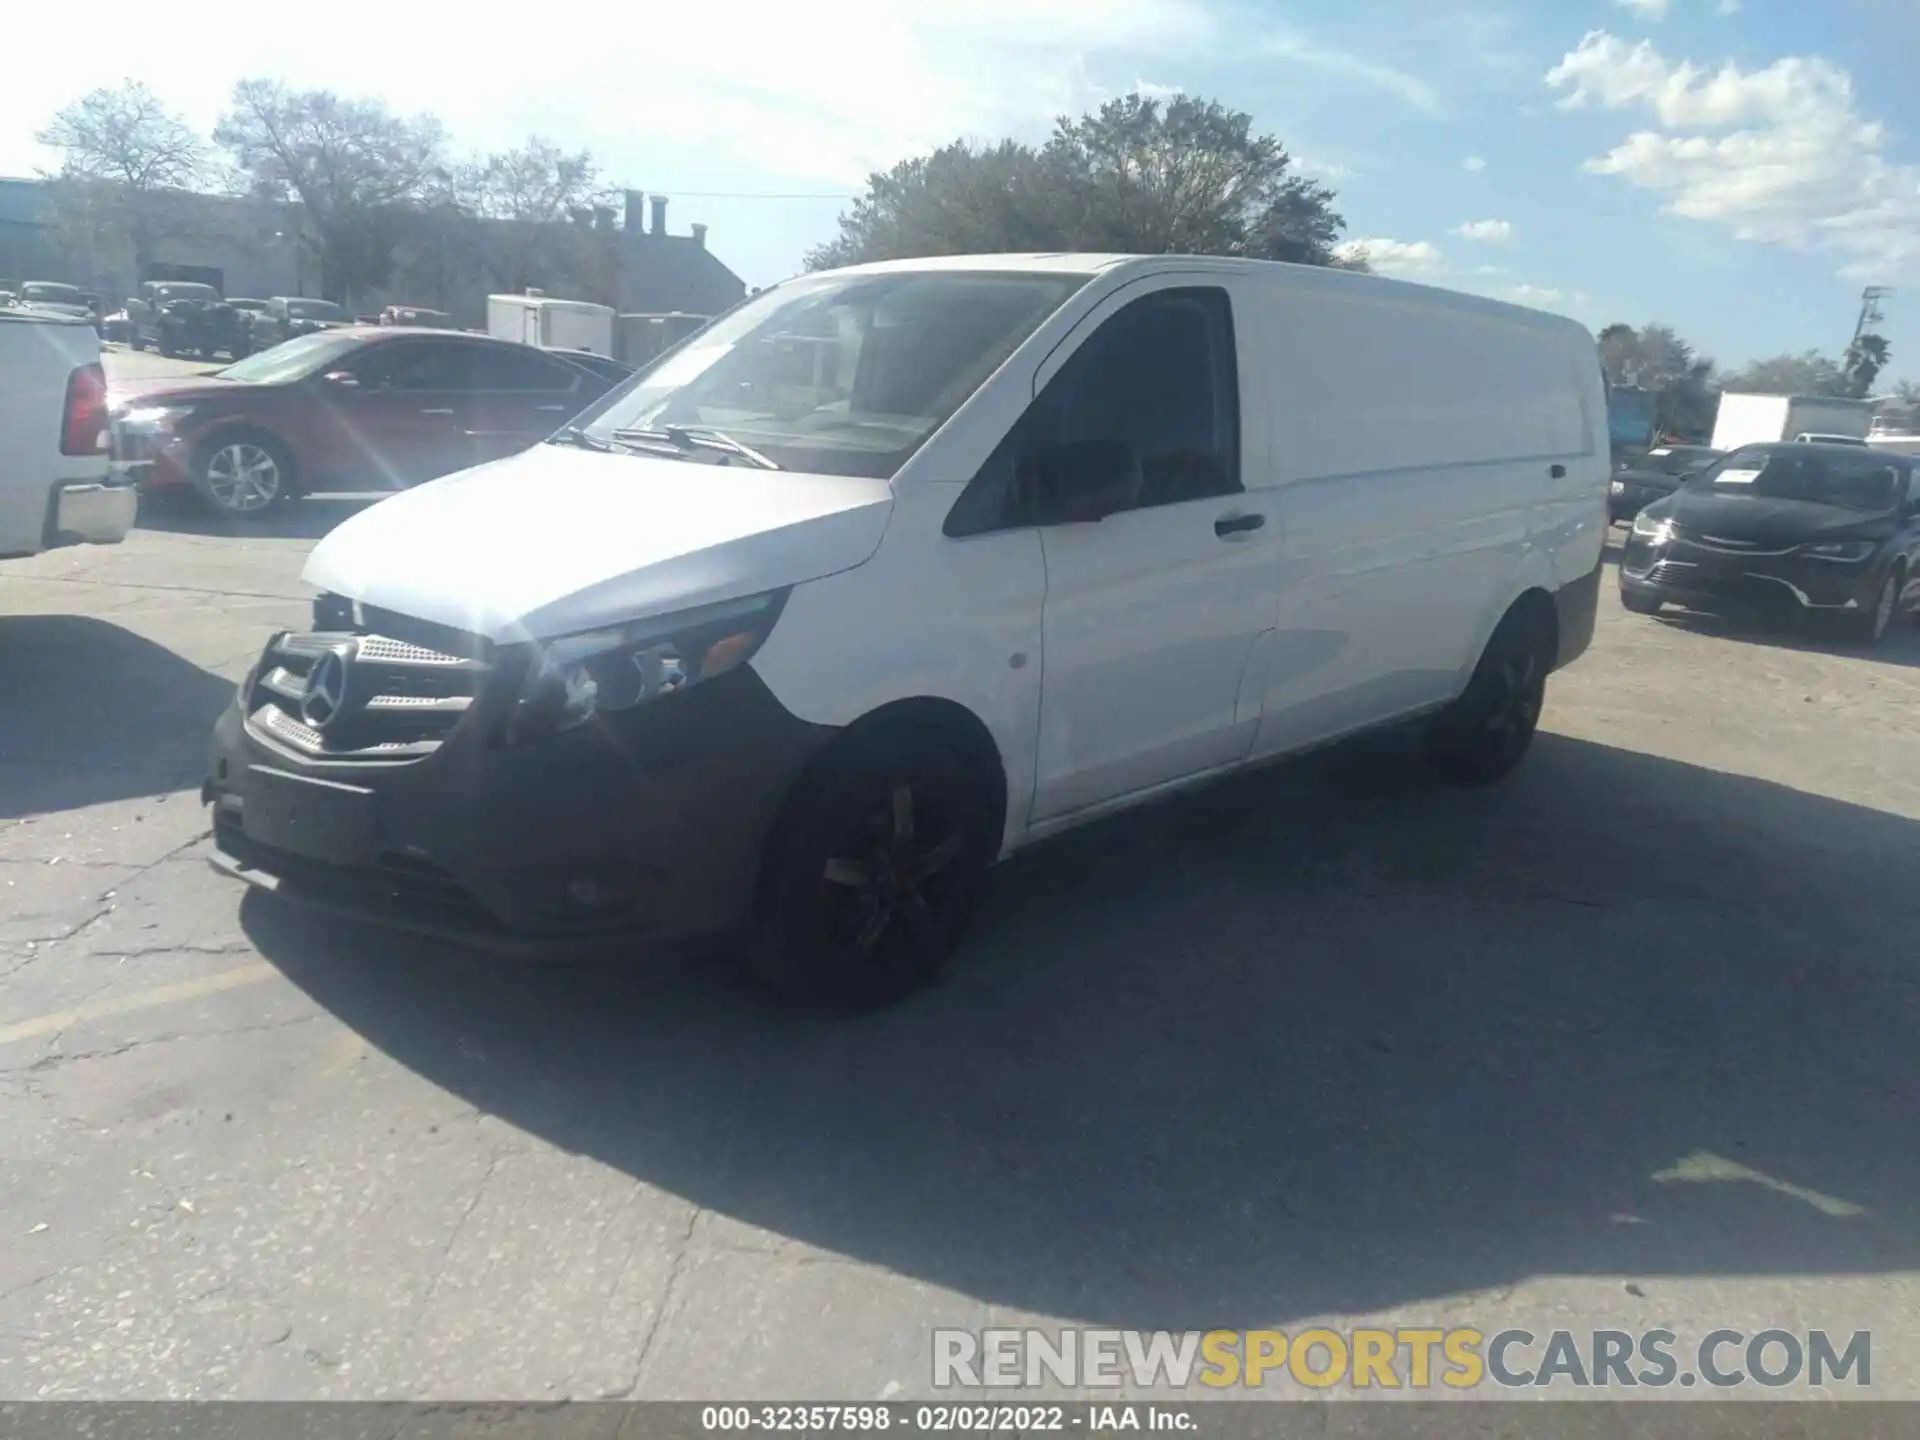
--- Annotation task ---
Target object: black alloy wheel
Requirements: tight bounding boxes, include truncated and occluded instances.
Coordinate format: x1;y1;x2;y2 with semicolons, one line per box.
753;732;993;1010
1426;611;1552;784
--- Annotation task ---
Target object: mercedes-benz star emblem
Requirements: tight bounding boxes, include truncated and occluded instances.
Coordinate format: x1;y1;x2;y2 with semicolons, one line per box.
300;645;353;730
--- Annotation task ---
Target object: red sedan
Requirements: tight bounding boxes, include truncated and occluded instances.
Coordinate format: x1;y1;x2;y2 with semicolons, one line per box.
108;327;623;515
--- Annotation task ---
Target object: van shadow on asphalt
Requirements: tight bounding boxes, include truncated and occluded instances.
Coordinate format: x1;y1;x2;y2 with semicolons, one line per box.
241;729;1920;1330
0;615;236;819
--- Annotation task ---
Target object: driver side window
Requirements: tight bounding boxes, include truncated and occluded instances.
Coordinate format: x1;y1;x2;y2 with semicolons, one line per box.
350;342;467;392
945;287;1240;537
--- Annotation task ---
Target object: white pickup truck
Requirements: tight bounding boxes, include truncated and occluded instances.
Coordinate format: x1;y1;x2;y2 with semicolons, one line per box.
0;306;137;560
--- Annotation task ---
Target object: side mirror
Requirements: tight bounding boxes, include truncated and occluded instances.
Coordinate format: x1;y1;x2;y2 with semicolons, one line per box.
321;370;360;389
1028;438;1140;524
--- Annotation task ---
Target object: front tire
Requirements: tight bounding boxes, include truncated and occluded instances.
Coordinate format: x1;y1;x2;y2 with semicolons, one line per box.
750;729;994;1010
1620;588;1662;616
1854;568;1902;647
1425;606;1553;785
194;433;292;516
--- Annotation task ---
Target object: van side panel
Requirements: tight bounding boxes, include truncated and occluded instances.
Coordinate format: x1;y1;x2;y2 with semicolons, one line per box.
1242;281;1594;759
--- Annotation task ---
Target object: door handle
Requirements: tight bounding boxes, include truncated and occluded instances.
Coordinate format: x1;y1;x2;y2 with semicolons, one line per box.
1215;512;1266;538
419;407;456;416
534;404;569;413
1550;463;1567;478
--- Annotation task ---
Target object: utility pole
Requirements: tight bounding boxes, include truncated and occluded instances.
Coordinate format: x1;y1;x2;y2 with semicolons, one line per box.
1851;286;1891;345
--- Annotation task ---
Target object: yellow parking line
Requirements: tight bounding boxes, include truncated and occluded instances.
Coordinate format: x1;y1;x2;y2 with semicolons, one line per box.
0;963;278;1047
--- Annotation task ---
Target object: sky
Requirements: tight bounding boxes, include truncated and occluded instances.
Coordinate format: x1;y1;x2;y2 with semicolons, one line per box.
5;0;1917;380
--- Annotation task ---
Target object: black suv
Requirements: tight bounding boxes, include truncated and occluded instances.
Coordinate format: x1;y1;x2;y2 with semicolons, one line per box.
127;281;251;360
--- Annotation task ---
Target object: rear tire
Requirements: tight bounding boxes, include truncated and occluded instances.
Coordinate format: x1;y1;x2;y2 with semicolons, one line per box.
1425;605;1554;785
750;728;994;1010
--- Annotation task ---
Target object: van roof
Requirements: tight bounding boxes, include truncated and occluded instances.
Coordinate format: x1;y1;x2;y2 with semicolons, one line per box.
810;252;1596;340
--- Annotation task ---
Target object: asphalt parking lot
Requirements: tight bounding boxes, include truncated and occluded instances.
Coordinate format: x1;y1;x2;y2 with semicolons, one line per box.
4;381;1920;1401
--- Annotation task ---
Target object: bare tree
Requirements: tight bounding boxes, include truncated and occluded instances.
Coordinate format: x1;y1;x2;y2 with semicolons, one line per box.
36;80;207;276
215;79;447;305
457;137;607;296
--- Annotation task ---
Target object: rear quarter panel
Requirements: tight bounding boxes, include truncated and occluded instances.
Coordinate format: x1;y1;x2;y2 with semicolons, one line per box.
1239;275;1601;754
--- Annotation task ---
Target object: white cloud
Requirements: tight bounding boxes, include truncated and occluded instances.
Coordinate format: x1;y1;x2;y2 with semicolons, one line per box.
5;0;1215;187
1471;263;1508;276
1545;30;1920;282
1613;0;1671;20
1294;155;1355;180
1508;283;1565;305
1716;0;1741;13
1462;156;1488;171
1452;219;1513;242
1263;32;1443;113
1134;79;1185;100
1334;237;1449;276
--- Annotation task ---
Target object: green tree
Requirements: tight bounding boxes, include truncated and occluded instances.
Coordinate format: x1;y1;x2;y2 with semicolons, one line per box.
35;81;207;277
1594;321;1719;439
807;95;1349;270
805;140;1072;270
215;80;447;305
1842;333;1891;399
1723;350;1850;397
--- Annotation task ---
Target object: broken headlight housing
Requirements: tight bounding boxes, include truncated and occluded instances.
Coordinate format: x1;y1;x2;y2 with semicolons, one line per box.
501;589;790;745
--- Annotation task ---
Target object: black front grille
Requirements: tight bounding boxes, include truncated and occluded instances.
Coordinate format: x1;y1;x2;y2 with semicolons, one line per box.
246;628;492;761
1642;559;1698;587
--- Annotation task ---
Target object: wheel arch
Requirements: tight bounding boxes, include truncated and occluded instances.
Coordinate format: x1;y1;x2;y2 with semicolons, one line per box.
827;695;1010;855
766;693;1012;879
1456;576;1561;699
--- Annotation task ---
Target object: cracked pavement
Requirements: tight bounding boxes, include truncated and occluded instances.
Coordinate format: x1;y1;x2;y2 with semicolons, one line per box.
4;419;1920;1400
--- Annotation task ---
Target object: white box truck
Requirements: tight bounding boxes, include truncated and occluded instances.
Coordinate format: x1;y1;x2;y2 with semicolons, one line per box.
1710;392;1875;451
486;293;616;356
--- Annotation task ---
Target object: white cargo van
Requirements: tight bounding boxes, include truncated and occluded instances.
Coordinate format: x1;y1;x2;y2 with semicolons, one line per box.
207;254;1607;1008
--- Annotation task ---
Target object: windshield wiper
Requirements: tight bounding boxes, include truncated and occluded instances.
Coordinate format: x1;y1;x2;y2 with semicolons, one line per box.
613;425;781;470
548;425;670;457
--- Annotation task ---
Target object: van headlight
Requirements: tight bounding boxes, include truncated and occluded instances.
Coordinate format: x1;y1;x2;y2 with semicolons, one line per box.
502;589;789;745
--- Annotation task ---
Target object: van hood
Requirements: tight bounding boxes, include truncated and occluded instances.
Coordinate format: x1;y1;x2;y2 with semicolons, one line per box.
302;444;895;642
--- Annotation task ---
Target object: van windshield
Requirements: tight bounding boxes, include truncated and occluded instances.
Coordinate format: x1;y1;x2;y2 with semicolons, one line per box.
571;271;1087;479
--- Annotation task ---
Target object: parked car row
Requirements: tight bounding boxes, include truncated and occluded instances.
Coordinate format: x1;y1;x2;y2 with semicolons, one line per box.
110;325;630;514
